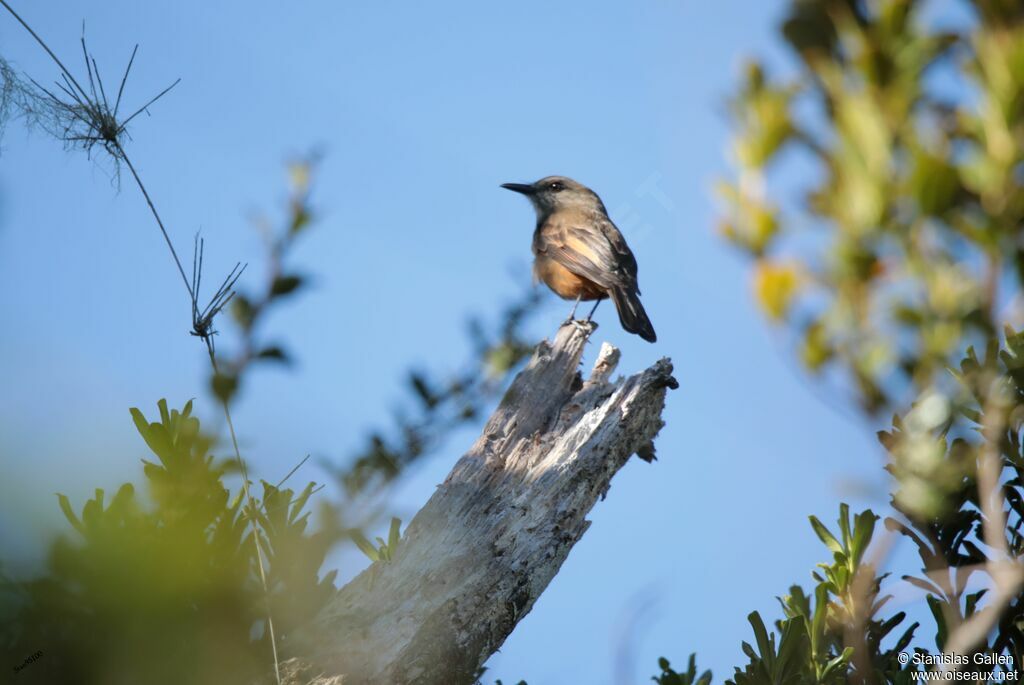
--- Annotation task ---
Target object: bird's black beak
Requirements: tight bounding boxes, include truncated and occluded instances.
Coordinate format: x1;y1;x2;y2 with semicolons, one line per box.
501;182;535;196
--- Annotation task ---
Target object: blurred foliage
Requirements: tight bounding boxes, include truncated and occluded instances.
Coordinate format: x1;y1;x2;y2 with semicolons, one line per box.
350;516;402;563
208;157;320;405
193;153;544;547
472;671;528;685
0;400;338;685
1;26;545;673
722;506;919;685
658;392;1024;682
653;654;713;685
201;153;544;512
879;326;1024;660
0;168;542;682
719;0;1024;415
323;287;542;503
0;6;575;684
472;663;528;685
660;0;1024;683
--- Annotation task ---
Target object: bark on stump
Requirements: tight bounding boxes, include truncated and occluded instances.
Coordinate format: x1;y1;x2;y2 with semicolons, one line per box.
279;322;676;684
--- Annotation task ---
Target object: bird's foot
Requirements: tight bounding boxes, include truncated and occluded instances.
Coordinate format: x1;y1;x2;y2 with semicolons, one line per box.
560;317;596;335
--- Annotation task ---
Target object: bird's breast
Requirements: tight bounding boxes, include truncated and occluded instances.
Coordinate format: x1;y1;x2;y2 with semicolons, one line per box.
533;255;605;301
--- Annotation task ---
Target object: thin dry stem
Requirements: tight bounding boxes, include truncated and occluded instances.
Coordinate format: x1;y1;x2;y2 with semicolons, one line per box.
0;5;281;682
208;341;282;684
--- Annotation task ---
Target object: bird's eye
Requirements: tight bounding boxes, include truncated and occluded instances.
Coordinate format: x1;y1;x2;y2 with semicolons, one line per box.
548;182;564;192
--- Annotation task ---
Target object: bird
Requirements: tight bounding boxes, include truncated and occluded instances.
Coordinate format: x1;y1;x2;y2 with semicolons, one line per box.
502;175;657;342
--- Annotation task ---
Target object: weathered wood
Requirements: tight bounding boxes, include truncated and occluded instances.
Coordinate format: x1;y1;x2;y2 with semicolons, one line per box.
280;322;676;685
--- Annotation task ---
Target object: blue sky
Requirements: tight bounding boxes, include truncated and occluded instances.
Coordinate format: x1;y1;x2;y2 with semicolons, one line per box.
0;2;925;683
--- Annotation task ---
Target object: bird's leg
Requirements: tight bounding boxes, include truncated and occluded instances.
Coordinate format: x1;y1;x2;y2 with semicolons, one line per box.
562;295;598;335
584;298;602;322
563;294;583;324
562;294;593;334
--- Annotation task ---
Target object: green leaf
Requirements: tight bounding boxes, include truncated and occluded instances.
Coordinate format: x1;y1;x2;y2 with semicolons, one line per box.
851;509;877;566
231;295;255;330
775;617;808;676
910;148;960;215
902;574;943;596
877;612;906;640
290;207;311;235
892;622;920;654
809;516;843;554
130;407;152;444
821;647;853;679
56;493;85;535
748;612;774;667
838;503;851;550
288;482;316;524
109;483;135;516
157;398;170;426
270;274;303;297
388;517;401;551
130;405;175;460
926;595;948;651
811;584;828;649
256;346;291;364
211;372;239;404
350;530;379;562
965;589;987;618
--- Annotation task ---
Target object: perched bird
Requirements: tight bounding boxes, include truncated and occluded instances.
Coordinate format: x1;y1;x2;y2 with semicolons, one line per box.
502;176;657;342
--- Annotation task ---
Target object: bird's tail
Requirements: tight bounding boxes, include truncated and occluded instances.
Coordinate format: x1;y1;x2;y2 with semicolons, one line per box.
609;286;657;343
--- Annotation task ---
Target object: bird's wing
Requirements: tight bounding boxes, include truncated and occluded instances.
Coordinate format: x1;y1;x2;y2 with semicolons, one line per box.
596;219;639;282
538;213;639;291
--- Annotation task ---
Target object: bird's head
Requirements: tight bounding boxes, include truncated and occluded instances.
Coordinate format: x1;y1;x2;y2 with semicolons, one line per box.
501;176;606;217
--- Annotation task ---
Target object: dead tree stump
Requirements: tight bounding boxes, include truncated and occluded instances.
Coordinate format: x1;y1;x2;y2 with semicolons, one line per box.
279;322;676;684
